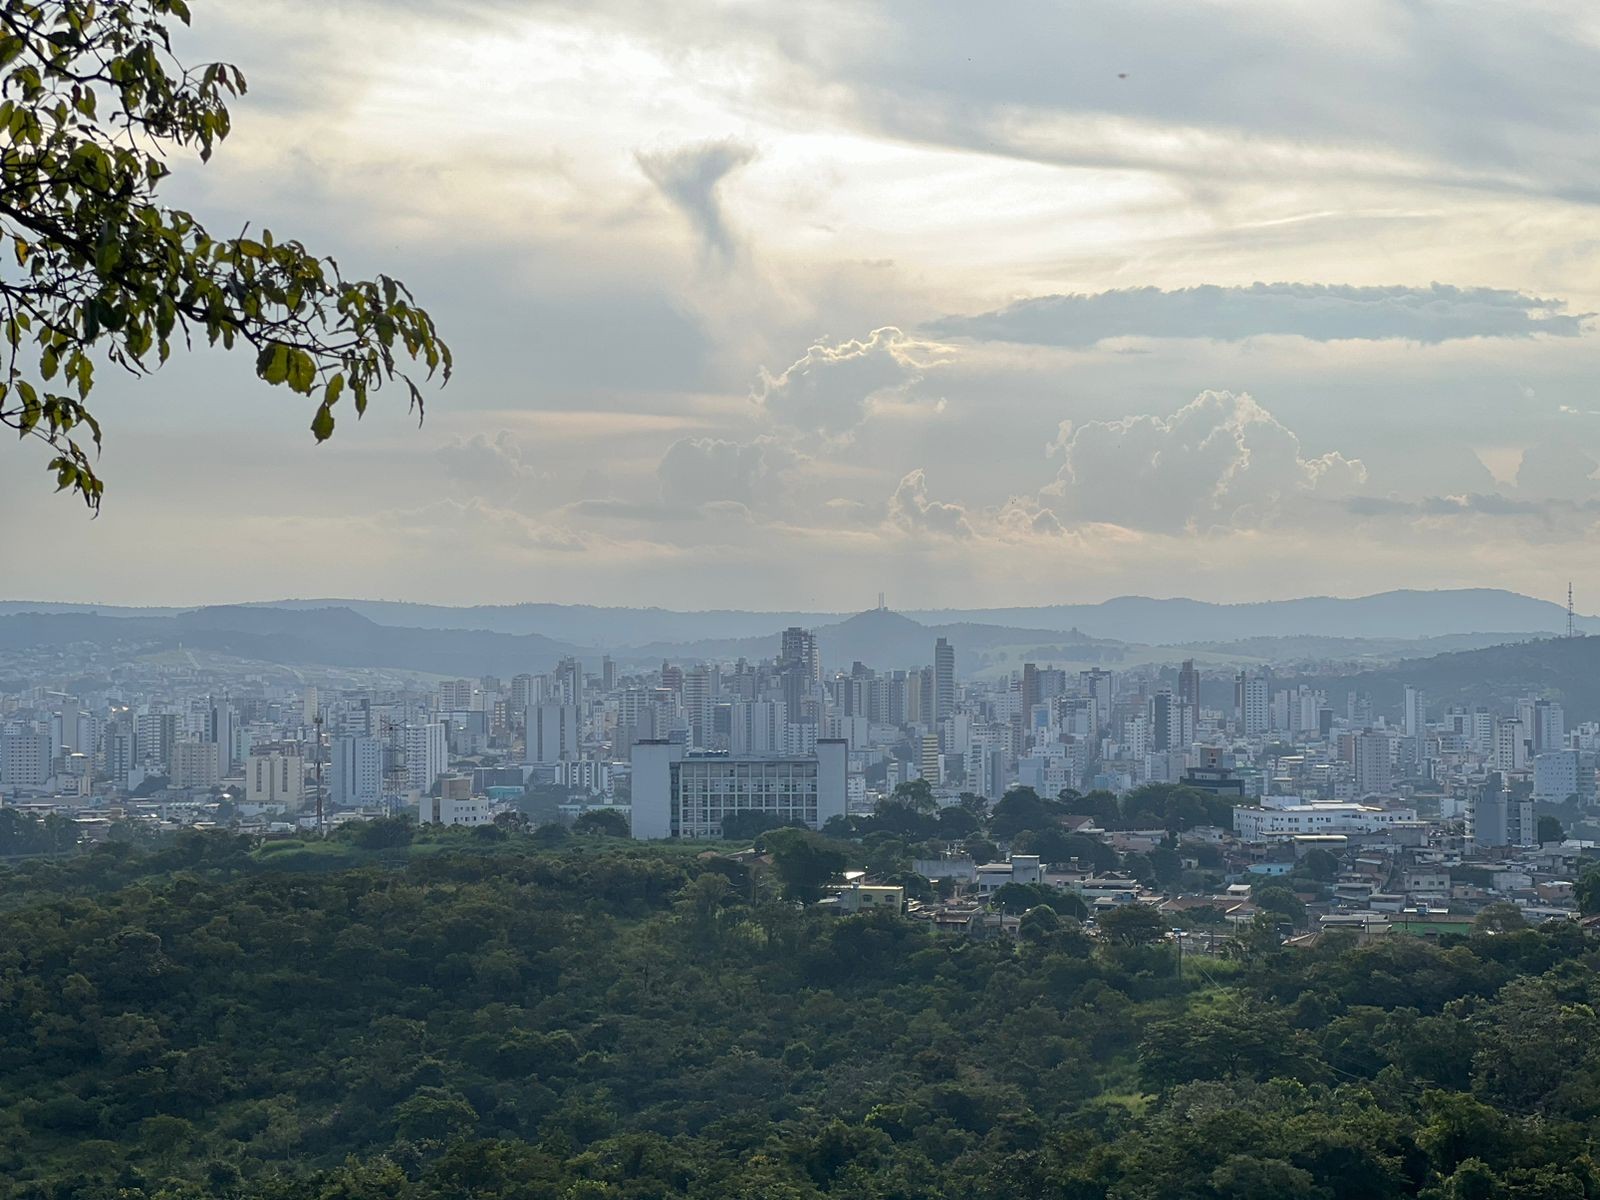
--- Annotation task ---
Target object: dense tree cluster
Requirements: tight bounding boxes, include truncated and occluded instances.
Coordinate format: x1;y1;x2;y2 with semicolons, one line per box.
0;827;1592;1198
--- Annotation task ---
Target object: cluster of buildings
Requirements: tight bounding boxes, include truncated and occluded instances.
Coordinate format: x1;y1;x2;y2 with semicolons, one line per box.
3;623;1597;907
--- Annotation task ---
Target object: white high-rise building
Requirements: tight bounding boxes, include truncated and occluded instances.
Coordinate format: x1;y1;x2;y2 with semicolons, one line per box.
439;679;477;711
1402;685;1426;738
1470;709;1495;756
404;723;448;792
682;667;714;749
1518;698;1565;754
135;712;177;766
631;739;848;839
1494;719;1528;772
1236;675;1269;737
1533;750;1589;805
246;751;305;808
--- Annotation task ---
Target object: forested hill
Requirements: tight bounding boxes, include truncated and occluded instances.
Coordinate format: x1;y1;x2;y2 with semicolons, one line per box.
1291;633;1600;719
1;830;1598;1199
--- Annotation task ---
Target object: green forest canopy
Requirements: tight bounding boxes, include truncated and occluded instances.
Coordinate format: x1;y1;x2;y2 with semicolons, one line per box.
0;827;1596;1199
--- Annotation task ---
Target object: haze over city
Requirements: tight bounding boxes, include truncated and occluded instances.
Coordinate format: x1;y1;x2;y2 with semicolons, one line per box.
7;0;1600;607
14;3;1600;1198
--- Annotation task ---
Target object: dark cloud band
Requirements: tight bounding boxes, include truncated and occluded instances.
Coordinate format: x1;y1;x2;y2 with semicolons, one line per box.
927;282;1586;346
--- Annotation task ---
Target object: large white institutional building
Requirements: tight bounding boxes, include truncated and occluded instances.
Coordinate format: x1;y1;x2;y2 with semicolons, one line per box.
630;740;848;839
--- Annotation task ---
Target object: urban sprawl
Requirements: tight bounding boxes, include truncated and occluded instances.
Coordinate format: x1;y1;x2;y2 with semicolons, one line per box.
1;625;1589;940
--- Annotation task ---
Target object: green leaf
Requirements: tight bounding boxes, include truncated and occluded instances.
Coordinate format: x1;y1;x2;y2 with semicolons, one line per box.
310;403;334;442
286;349;316;395
255;343;290;386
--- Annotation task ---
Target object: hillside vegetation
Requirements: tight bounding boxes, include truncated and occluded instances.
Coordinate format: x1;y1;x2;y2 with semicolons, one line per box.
0;831;1596;1199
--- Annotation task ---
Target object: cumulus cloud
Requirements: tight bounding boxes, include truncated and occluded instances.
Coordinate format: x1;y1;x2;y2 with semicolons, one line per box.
755;327;939;436
635;138;758;261
994;497;1067;538
435;431;544;493
1045;390;1366;533
657;436;795;508
887;468;972;537
927;284;1586;348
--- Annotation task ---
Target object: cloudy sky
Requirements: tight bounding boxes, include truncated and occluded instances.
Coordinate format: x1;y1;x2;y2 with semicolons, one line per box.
10;0;1600;610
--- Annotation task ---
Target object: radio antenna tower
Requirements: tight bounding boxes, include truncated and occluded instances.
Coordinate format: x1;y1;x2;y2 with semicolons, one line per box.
314;708;325;835
1569;582;1576;639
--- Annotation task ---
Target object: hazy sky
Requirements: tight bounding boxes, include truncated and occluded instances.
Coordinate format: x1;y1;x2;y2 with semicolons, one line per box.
9;0;1600;610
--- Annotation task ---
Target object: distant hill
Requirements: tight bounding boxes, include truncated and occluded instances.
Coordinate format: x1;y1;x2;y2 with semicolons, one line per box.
0;606;584;677
906;589;1594;644
5;587;1585;645
1289;634;1600;720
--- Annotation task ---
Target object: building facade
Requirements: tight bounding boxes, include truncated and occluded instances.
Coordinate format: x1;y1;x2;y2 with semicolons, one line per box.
630;739;848;839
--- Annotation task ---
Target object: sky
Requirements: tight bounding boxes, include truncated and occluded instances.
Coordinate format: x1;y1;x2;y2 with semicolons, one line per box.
8;0;1600;610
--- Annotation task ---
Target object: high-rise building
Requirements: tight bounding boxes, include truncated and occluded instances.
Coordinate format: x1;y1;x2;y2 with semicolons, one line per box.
1402;685;1426;738
556;657;584;707
1470;707;1495;755
51;708;96;758
403;723;448;792
1519;698;1565;754
331;735;384;807
601;656;616;693
525;703;579;764
439;679;476;710
682;667;714;748
303;687;320;726
906;667;933;725
780;627;820;682
1470;774;1534;850
1533;749;1589;805
1021;663;1040;715
1495;719;1528;772
919;733;942;783
1150;690;1193;753
1177;660;1201;711
206;701;237;773
730;700;786;755
1235;673;1269;737
1353;731;1391;795
934;638;956;723
134;712;177;766
0;731;51;787
510;674;539;711
170;739;222;789
103;720;135;783
246;750;305;808
1080;669;1114;734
